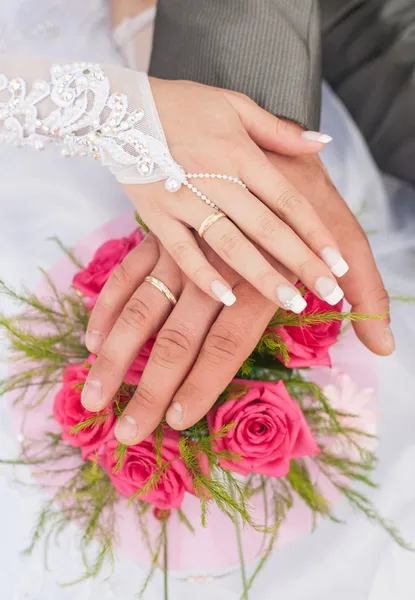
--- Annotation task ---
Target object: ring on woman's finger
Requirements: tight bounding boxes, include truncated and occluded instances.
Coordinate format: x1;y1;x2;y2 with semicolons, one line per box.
144;276;178;306
198;211;227;239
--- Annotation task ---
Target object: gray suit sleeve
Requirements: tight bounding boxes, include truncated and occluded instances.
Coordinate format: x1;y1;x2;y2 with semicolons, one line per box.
149;0;321;130
320;0;415;186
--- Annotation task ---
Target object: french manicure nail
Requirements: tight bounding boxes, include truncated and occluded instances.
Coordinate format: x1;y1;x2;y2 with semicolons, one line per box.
211;280;236;306
81;379;103;411
301;131;333;144
320;247;349;278
383;326;395;353
167;402;183;428
85;330;104;354
115;415;138;444
277;285;307;313
316;277;344;305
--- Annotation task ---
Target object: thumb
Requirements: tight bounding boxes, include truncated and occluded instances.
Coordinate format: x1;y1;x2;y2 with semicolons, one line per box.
268;151;394;356
347;273;394;357
225;90;332;156
331;220;393;356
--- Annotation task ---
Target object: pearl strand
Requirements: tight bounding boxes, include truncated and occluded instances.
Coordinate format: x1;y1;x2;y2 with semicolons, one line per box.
186;172;247;189
183;172;247;211
183;181;220;211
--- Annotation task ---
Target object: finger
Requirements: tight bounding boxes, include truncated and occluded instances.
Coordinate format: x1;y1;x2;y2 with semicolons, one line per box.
319;208;392;355
115;283;221;445
241;148;349;278
182;183;342;308
86;234;159;354
180;202;308;312
167;281;276;430
151;216;237;306
342;236;392;355
231;153;347;302
81;256;182;412
225;90;332;155
242;148;348;277
272;153;393;356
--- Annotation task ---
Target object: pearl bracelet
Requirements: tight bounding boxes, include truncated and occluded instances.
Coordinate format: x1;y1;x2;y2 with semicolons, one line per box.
174;172;247;211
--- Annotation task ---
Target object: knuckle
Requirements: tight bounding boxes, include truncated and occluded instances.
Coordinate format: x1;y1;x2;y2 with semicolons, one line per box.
302;157;330;188
89;297;112;319
120;296;151;330
131;384;157;412
370;283;390;307
192;263;212;282
204;322;243;364
94;350;118;375
297;259;313;281
231;89;251;103
108;261;130;289
176;380;207;416
275;118;291;137
276;189;302;216
303;226;320;247
255;267;278;287
256;214;278;238
255;159;272;177
219;231;243;258
171;240;191;263
152;326;195;368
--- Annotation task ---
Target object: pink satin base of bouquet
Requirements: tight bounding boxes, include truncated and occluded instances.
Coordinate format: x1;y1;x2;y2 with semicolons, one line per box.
8;211;377;574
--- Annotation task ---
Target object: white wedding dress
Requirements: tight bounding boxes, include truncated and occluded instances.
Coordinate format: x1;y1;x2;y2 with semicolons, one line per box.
0;2;414;599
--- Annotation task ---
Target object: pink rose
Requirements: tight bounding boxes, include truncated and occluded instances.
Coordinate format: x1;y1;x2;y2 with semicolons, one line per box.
72;229;144;308
274;288;343;368
53;364;116;460
101;431;206;509
207;380;320;478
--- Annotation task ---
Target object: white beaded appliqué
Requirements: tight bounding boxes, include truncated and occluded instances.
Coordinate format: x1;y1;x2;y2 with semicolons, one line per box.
0;62;186;189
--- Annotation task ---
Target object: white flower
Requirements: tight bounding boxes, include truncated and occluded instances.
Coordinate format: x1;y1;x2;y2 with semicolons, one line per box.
321;371;377;460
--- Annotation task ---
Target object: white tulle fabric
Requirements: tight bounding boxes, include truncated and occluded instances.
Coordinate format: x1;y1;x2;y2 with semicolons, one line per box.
0;57;185;187
0;1;415;600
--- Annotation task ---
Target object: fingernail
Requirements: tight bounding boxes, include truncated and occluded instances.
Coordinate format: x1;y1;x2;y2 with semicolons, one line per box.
85;330;104;354
277;285;307;314
383;326;395;353
115;415;138;444
320;247;349;278
211;280;236;306
81;379;103;411
166;402;183;428
301;131;333;144
316;277;344;305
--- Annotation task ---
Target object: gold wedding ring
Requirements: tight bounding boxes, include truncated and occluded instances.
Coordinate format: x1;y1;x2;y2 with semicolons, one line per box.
144;276;177;306
198;211;227;239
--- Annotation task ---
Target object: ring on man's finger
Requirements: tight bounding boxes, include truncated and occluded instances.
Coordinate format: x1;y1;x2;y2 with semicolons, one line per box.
144;276;178;306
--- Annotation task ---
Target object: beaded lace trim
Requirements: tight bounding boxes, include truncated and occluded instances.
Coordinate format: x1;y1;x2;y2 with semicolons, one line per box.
0;62;185;188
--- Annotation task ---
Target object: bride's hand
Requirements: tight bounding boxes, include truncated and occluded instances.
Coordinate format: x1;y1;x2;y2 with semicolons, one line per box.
81;232;297;445
121;79;346;312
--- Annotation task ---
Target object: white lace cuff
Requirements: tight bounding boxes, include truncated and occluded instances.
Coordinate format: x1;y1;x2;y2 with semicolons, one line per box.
0;57;185;190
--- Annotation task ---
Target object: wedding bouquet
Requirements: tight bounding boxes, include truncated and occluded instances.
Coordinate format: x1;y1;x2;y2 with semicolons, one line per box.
0;215;410;599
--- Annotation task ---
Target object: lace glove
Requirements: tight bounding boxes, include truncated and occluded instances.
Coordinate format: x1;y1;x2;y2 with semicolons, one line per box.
0;55;185;189
0;54;347;313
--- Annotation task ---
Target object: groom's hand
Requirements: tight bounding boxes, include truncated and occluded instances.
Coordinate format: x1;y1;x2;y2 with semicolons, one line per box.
232;103;393;356
83;235;296;444
83;165;392;447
